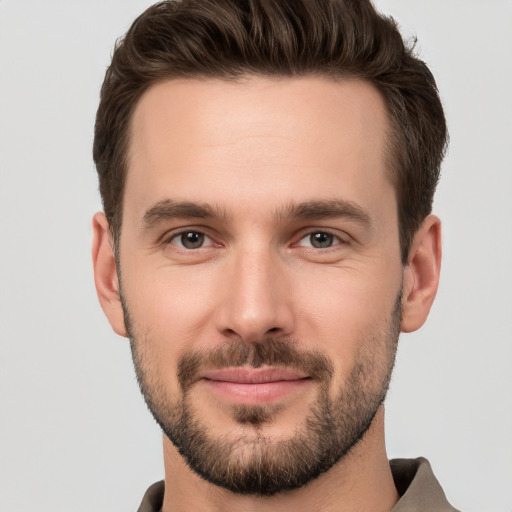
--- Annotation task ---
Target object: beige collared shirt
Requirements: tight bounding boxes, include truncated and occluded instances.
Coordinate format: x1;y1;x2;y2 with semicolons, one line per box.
138;457;461;512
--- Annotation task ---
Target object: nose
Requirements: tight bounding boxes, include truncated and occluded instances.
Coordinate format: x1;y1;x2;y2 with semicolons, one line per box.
214;247;295;342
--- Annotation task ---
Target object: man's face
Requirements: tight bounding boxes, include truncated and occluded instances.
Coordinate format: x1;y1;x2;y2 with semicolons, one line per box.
119;77;404;494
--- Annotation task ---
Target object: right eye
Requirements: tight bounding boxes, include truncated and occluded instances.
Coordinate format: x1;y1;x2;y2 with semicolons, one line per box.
169;231;212;250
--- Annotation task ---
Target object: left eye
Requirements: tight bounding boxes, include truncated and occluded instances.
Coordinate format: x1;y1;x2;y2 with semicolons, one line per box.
298;232;340;249
170;231;211;249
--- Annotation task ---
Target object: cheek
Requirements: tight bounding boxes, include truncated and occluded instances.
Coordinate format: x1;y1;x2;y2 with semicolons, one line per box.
293;265;401;378
122;262;220;353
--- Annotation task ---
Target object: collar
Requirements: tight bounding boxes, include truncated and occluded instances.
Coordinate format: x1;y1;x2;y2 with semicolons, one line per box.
138;457;460;512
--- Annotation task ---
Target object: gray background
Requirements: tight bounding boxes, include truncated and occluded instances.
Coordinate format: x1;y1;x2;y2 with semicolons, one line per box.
0;1;511;510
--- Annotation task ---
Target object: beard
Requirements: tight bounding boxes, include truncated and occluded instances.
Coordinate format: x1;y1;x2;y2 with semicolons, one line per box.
123;292;401;496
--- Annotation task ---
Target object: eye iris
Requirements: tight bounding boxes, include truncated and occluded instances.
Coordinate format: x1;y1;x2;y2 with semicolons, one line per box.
181;232;204;249
311;232;333;248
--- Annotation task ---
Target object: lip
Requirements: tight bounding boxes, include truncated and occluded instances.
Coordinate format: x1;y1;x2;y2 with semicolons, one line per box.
203;367;308;383
200;367;311;405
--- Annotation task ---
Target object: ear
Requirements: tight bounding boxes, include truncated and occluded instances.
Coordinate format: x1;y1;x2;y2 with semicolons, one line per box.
91;212;127;337
401;215;442;333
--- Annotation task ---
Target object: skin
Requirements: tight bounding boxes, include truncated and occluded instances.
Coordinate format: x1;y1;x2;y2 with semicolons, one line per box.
92;77;441;512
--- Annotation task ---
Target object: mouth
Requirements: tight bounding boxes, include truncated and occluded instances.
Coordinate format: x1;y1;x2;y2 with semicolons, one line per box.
200;367;312;405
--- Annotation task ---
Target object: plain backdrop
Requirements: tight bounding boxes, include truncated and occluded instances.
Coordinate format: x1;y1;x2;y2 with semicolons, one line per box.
0;1;511;510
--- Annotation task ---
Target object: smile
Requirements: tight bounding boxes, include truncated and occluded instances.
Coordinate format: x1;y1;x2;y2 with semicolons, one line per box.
201;367;312;405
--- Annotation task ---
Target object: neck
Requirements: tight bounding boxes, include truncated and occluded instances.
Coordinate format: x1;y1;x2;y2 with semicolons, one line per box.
161;407;399;512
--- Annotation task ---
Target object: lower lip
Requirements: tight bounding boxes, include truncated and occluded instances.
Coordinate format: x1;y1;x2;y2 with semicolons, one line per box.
203;378;311;405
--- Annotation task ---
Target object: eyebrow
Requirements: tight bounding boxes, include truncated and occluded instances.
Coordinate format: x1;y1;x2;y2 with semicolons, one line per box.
141;198;371;228
142;199;228;227
278;199;372;226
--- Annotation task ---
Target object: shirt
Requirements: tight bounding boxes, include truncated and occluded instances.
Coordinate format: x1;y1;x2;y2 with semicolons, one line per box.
137;457;461;511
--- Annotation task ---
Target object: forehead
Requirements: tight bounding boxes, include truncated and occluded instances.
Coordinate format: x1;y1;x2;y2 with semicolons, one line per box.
126;76;393;224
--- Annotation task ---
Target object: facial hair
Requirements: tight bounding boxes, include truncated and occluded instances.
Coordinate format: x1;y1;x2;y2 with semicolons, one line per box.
123;292;402;496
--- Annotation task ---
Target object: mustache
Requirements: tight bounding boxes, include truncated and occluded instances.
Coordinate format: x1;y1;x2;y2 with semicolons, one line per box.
177;338;334;392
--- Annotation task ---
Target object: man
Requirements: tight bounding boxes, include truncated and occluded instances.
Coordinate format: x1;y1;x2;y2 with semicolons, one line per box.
91;0;456;510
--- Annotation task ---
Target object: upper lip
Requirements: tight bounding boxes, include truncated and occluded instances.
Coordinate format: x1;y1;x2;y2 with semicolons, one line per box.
202;367;309;384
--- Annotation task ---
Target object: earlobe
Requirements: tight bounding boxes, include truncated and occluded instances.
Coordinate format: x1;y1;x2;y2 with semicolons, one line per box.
91;212;127;337
401;215;442;333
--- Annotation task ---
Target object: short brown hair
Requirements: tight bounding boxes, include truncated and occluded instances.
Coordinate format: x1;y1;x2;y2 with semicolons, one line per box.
93;0;447;262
